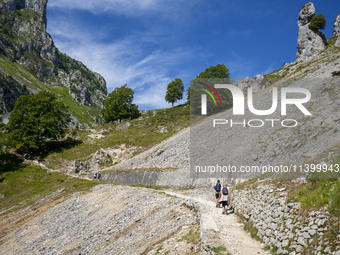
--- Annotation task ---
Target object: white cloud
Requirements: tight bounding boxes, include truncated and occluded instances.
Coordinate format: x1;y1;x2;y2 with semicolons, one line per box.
49;22;195;110
48;0;195;17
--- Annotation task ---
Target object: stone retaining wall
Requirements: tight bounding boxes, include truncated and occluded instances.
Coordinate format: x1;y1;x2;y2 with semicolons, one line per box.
90;169;215;188
233;180;340;255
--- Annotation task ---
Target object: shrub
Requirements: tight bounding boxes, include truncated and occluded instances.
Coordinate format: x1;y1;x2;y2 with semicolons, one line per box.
309;14;327;32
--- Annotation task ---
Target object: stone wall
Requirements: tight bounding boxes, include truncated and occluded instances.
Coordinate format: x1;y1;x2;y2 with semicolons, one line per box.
91;168;216;188
233;180;340;255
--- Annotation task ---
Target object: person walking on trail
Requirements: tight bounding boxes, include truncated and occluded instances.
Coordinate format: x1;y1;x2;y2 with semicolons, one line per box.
97;172;101;181
93;172;97;180
213;180;221;208
219;182;232;214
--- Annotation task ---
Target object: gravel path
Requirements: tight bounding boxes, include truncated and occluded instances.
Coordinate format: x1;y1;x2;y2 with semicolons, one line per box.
164;190;270;255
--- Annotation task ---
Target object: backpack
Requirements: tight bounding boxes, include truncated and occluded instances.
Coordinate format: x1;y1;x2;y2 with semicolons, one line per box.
215;183;221;192
222;186;228;196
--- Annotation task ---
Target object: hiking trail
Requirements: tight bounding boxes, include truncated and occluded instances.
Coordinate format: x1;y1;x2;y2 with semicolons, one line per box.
164;190;271;255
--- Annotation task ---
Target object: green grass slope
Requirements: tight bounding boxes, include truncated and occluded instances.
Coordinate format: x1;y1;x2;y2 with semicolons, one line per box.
43;103;190;169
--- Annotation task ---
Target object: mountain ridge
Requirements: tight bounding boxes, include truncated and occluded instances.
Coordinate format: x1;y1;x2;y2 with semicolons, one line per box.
0;0;107;128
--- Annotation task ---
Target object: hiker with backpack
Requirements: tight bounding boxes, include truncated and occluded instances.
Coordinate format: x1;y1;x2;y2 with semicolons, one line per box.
93;172;97;180
219;182;232;214
213;180;221;208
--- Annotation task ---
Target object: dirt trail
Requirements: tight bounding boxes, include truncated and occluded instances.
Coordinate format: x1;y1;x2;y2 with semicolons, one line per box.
164;190;270;255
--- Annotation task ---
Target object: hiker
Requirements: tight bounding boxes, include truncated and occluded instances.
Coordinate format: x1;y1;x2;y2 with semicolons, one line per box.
213;180;221;208
97;172;101;181
219;182;232;214
93;172;97;180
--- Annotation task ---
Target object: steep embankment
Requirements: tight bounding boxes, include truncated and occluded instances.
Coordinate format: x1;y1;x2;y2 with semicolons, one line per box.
0;0;107;127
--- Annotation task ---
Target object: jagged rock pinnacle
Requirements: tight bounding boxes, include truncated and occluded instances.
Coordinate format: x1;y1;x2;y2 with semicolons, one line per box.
296;2;326;62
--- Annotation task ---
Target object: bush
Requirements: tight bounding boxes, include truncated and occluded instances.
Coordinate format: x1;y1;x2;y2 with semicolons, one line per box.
309;14;327;32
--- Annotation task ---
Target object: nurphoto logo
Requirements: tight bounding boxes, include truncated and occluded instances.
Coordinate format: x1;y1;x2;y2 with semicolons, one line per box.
199;83;311;128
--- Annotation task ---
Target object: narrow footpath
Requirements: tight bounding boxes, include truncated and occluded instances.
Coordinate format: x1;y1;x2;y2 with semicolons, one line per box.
164;190;271;255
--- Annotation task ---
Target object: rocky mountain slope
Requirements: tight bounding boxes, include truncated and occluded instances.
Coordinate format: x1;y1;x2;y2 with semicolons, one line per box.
110;3;340;182
0;185;201;254
0;0;107;127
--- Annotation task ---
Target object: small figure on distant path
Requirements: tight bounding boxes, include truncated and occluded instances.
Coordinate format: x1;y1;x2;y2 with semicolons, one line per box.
219;182;232;214
97;172;101;181
93;172;97;180
213;180;221;208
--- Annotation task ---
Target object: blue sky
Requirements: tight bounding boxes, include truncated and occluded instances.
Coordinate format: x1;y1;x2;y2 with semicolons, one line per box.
46;0;340;110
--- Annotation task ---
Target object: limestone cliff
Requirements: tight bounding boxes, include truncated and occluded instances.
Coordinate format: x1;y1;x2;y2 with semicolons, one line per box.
0;0;107;126
296;2;327;62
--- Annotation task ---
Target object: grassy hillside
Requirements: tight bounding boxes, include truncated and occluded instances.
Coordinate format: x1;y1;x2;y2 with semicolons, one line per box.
43;103;190;169
0;56;102;127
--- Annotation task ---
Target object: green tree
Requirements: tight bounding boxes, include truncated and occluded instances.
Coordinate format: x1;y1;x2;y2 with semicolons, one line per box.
165;78;184;107
309;14;327;32
197;63;230;79
190;64;232;115
102;84;139;123
6;91;70;152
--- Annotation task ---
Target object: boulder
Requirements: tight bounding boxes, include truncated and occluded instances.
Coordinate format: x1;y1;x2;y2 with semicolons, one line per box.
116;122;132;131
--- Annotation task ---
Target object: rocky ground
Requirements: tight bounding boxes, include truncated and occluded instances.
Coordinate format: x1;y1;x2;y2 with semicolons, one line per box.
0;182;276;255
0;185;200;255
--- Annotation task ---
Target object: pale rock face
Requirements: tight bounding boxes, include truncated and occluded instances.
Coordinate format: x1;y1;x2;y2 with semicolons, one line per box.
0;0;47;25
297;2;315;27
333;15;340;37
296;2;326;62
336;37;340;47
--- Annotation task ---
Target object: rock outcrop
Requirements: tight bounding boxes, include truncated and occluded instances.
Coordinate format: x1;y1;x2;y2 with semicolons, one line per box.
334;15;340;47
0;0;58;77
0;73;29;114
333;15;340;37
70;150;112;174
296;2;327;62
336;37;340;48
